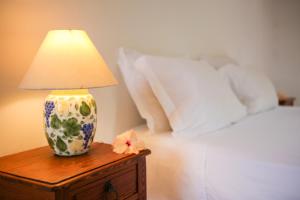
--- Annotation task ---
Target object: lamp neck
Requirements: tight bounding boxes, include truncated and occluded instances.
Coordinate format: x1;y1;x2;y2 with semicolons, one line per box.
50;89;89;96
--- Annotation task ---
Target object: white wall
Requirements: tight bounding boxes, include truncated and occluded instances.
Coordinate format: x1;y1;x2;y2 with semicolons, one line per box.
270;0;300;104
0;0;282;156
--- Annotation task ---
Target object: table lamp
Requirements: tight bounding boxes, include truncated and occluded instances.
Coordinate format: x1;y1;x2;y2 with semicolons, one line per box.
19;30;118;156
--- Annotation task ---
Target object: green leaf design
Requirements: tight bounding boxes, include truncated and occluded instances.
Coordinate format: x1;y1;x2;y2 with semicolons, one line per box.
50;114;61;129
56;136;67;152
46;134;54;149
80;101;91;116
62;117;81;137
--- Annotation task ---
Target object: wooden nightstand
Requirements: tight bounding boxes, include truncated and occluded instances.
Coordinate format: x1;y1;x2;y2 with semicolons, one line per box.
0;142;150;200
279;97;296;106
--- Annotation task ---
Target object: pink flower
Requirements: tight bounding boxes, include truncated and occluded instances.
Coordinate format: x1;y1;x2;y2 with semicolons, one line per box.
113;130;145;154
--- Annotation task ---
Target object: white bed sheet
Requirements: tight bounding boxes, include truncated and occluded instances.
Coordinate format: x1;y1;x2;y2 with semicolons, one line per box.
134;107;300;200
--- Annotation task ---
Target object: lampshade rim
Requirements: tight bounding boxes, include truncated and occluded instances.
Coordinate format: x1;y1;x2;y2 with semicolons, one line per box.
19;81;118;90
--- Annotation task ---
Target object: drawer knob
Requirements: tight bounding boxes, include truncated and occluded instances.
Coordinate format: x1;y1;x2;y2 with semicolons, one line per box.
104;181;119;200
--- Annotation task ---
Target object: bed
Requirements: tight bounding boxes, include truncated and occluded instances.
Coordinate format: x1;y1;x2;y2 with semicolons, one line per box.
133;107;300;200
118;47;300;199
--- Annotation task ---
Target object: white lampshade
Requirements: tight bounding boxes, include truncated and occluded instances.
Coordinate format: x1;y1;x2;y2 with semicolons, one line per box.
20;30;118;90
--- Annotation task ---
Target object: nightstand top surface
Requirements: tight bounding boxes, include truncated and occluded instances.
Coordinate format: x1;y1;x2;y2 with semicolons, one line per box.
0;142;150;186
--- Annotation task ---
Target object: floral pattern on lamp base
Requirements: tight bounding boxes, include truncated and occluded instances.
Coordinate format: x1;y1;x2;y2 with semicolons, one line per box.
44;92;97;156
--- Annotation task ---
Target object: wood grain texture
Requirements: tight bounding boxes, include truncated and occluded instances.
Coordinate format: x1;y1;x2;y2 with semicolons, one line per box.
0;178;55;200
0;142;151;200
137;157;147;200
0;143;130;184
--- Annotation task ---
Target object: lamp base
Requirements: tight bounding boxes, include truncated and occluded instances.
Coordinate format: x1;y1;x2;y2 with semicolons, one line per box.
44;89;97;156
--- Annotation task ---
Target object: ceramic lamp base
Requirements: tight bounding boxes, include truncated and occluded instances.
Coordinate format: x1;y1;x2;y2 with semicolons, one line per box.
44;89;97;156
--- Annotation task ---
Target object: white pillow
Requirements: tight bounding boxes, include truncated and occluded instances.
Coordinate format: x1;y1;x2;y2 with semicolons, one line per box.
117;47;171;132
135;55;247;138
200;55;237;69
219;64;278;114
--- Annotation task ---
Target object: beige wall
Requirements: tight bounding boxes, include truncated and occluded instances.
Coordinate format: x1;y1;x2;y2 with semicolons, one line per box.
0;0;280;156
0;0;144;156
270;0;300;105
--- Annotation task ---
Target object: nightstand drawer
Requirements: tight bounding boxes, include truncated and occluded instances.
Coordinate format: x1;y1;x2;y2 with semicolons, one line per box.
72;165;138;200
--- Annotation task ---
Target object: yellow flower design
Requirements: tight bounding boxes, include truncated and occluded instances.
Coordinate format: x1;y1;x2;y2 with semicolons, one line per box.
69;139;84;152
56;100;69;116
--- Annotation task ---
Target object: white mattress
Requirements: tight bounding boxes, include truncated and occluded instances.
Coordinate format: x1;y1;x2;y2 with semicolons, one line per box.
134;107;300;200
